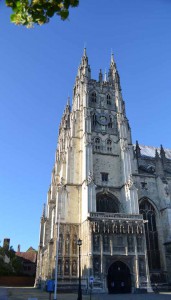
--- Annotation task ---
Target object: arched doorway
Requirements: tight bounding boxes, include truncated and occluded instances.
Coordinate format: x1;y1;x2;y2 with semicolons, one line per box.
107;261;131;294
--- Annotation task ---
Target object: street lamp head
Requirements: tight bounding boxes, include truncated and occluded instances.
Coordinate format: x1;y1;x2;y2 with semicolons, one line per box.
77;238;82;246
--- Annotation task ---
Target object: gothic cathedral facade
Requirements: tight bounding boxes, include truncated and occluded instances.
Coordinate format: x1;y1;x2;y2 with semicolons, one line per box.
36;50;171;293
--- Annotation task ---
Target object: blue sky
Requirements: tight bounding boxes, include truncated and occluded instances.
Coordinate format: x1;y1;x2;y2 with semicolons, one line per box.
0;0;171;251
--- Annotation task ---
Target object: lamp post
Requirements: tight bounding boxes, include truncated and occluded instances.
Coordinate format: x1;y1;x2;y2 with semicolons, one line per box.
77;238;82;300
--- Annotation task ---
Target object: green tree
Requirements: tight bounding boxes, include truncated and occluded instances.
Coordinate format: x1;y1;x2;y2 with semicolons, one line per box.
11;256;23;275
0;245;22;275
6;0;79;28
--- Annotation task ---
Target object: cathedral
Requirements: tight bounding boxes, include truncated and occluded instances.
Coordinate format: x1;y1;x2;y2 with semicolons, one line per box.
36;49;171;293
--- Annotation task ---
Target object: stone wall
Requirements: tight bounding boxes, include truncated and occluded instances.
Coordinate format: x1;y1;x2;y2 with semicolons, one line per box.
0;276;35;287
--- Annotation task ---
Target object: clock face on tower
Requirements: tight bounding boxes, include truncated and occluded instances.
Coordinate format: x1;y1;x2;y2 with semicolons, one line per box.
97;113;110;125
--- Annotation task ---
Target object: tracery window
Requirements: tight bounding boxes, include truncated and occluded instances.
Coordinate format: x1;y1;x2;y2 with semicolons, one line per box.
139;199;161;270
106;139;112;152
96;193;119;213
91;92;96;103
94;137;101;151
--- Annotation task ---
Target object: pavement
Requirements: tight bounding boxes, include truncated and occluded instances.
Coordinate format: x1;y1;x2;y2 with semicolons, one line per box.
0;287;171;300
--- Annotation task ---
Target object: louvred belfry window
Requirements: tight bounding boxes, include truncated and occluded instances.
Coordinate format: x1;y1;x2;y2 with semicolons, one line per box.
107;139;112;152
107;94;111;105
91;92;96;102
108;116;113;128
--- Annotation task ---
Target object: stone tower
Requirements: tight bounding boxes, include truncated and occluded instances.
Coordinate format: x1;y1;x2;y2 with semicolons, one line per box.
36;50;171;293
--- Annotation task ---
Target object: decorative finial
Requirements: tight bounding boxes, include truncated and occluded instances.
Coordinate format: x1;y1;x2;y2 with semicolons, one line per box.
155;149;159;159
110;52;115;66
67;96;70;106
99;69;103;83
83;47;87;57
104;69;107;82
135;140;141;157
160;144;166;159
42;203;46;218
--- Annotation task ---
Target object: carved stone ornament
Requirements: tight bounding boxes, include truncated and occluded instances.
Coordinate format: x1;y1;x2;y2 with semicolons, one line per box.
84;108;91;119
57;177;65;191
87;171;94;185
85;133;92;145
125;175;136;191
62;152;66;162
117;113;125;125
121;139;129;152
139;164;155;174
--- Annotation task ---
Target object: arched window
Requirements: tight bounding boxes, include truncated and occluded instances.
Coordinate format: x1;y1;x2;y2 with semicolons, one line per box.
91;92;96;103
107;94;111;105
94;137;101;151
106;139;112;152
96;193;119;213
139;199;160;270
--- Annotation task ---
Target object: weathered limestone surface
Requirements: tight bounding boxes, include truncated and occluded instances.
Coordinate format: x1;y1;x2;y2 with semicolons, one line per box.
36;50;171;293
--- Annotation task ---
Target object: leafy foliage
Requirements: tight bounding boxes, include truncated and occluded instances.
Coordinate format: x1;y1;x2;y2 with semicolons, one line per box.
5;0;79;27
0;246;22;275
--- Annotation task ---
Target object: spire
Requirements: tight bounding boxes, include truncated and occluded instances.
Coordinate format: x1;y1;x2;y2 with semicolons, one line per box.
110;52;117;69
108;51;119;86
115;69;121;90
99;69;103;83
42;203;46;218
110;52;115;67
67;96;70;107
83;47;87;58
79;48;91;80
81;47;88;65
